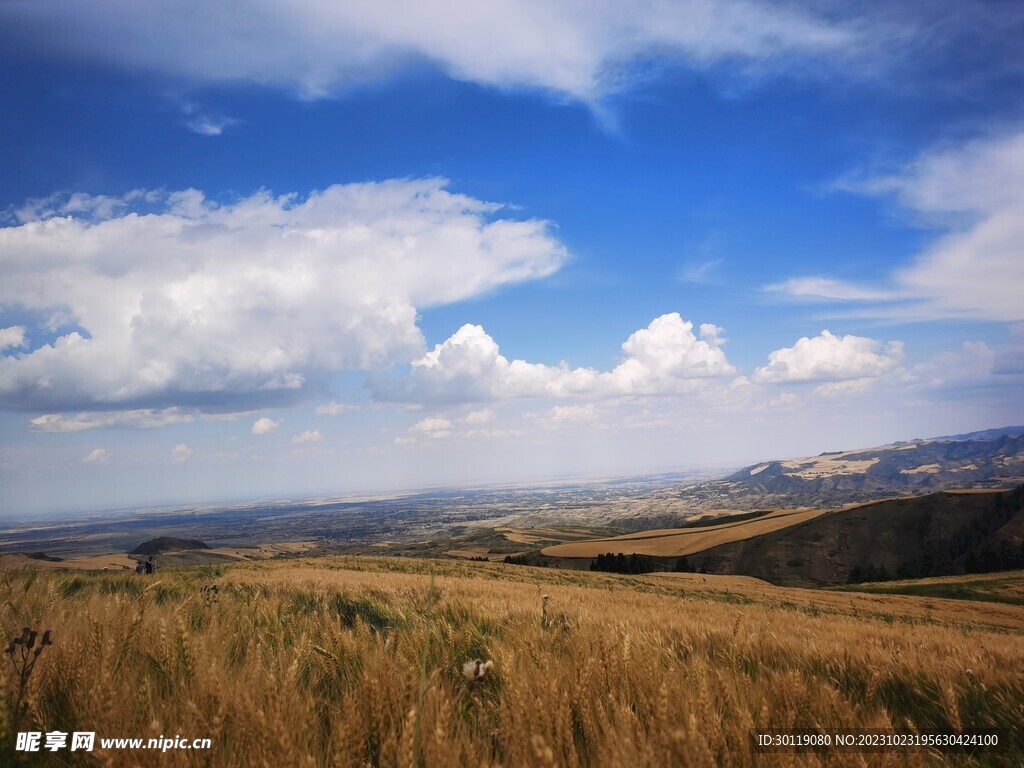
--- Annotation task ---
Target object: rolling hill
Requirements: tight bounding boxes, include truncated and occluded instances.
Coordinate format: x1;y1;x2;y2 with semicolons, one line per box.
543;488;1024;587
687;487;1024;586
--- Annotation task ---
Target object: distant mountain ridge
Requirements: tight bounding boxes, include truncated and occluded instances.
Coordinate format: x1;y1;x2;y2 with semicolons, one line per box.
722;430;1024;501
933;426;1024;442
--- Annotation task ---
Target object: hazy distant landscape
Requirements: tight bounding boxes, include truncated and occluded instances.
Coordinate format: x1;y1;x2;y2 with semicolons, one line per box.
3;427;1022;587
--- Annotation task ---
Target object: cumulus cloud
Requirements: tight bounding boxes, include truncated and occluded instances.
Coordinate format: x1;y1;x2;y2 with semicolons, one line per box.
754;330;903;384
0;180;566;413
768;392;800;408
409;417;453;439
251;417;280;435
292;428;322;443
0;326;26;351
82;448;109;464
547;404;598;423
384;312;735;404
774;131;1024;322
170;443;194;463
463;408;495;424
2;1;870;103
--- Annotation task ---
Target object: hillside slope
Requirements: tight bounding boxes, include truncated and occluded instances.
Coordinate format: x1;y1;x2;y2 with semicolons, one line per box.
688;488;1024;586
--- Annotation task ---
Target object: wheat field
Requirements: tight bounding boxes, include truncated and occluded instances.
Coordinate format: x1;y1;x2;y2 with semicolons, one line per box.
2;557;1022;767
540;508;835;558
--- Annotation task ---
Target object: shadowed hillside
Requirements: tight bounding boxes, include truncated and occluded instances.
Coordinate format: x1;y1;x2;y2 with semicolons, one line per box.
688;488;1024;586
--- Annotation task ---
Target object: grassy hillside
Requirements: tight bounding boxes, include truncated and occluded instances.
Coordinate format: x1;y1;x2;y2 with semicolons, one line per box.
541;489;1024;586
830;570;1024;607
540;507;838;559
687;489;1024;586
2;557;1023;766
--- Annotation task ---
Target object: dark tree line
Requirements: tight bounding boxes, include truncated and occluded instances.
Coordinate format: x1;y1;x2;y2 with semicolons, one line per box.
503;552;548;567
673;556;708;573
590;552;658;574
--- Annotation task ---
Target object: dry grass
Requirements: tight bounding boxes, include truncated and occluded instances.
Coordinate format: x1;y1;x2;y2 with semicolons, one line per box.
0;554;137;572
541;508;838;558
2;557;1022;767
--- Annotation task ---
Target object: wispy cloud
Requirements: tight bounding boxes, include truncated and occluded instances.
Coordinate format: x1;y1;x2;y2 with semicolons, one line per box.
29;408;196;432
184;113;240;137
0;0;881;104
770;130;1024;323
763;277;900;303
82;447;110;464
315;402;359;416
677;258;723;285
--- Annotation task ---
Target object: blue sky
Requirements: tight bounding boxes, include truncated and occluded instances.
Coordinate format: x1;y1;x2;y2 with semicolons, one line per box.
1;0;1022;516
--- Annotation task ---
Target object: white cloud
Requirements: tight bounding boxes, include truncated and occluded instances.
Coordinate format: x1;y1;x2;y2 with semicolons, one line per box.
754;330;903;384
315;402;359;416
813;377;877;398
82;447;109;464
293;427;322;443
29;408;196;433
170;443;193;463
4;1;865;103
409;417;453;439
0;326;26;350
180;104;240;136
775;131;1024;322
883;132;1024;322
0;180;566;413
769;392;800;408
251;417;280;435
606;316;736;392
547;404;598;423
463;408;495;424
763;277;897;302
387;312;735;404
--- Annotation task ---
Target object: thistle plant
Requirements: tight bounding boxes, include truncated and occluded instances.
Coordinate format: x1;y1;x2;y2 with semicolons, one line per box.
461;659;493;683
5;626;53;732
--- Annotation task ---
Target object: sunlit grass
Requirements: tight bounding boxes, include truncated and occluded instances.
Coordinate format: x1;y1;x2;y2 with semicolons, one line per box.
2;558;1022;766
